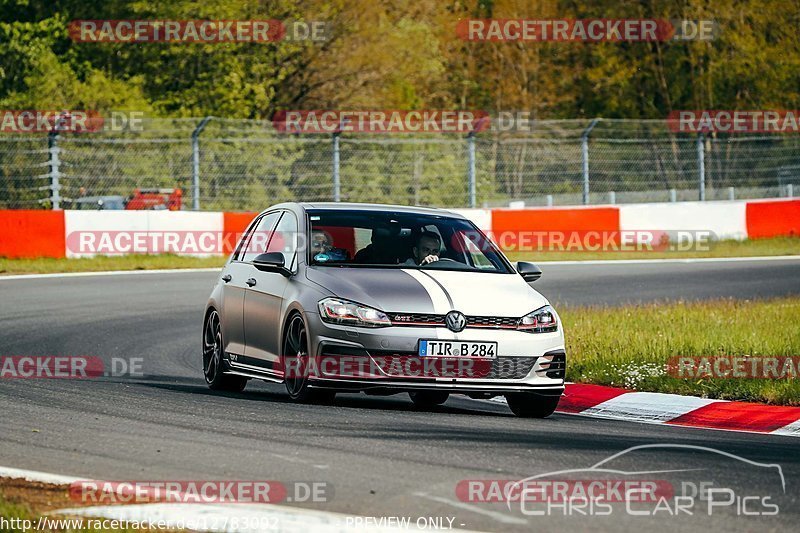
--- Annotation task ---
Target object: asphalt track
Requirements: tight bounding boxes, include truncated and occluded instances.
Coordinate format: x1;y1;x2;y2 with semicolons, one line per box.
1;257;800;531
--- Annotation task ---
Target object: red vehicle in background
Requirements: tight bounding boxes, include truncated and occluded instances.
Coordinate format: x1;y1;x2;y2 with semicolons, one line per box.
125;188;182;210
73;188;182;210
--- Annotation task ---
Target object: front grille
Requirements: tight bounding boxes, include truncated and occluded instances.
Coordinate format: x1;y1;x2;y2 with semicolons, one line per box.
388;313;519;329
467;316;518;328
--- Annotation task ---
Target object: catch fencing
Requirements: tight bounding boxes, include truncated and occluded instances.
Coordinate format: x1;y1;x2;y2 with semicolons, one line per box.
0;118;797;210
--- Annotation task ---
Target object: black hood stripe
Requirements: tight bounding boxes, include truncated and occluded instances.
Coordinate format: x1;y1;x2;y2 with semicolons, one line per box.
418;269;454;309
306;266;436;313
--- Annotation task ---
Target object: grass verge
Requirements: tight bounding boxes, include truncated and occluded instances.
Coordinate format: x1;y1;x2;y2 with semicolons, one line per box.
505;236;800;262
0;478;150;532
0;254;226;275
562;297;800;405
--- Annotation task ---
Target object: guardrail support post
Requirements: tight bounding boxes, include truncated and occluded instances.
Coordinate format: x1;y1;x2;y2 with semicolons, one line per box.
788;184;794;198
47;131;61;210
581;119;600;205
697;133;706;201
191;116;213;211
467;132;477;208
332;132;341;202
669;188;677;202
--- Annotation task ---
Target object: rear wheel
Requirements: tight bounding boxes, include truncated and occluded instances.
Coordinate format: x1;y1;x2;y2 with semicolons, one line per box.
409;391;449;409
203;310;247;392
283;314;335;404
505;393;560;418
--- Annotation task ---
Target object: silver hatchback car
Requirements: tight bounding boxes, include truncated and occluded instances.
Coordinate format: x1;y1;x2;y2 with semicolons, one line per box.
203;203;565;417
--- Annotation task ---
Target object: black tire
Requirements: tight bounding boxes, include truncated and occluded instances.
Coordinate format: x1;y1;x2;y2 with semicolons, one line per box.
282;313;335;404
409;391;449;409
203;310;247;392
505;393;560;418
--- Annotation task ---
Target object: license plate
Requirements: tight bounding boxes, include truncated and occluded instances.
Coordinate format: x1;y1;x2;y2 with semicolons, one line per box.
418;340;498;358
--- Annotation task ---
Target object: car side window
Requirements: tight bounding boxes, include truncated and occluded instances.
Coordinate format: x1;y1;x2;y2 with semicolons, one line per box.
266;212;299;270
239;212;281;263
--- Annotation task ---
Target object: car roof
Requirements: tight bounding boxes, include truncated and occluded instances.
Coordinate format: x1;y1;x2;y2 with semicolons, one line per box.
74;195;126;202
294;202;465;218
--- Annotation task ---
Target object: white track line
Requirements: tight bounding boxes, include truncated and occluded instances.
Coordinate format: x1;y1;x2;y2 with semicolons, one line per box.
0;267;220;281
537;255;800;265
0;465;81;484
1;255;797;281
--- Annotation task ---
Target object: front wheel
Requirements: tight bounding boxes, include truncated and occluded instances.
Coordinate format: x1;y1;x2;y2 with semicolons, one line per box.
203;310;247;392
505;393;560;418
282;313;335;404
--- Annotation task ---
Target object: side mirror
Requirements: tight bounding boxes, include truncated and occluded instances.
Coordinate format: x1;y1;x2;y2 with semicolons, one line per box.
517;261;542;282
253;252;289;275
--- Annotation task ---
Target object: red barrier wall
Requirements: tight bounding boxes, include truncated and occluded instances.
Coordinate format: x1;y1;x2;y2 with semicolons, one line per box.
0;210;65;258
490;207;620;249
222;212;258;254
745;199;800;238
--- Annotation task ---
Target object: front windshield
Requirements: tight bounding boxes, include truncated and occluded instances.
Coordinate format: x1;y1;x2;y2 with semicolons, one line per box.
307;209;512;273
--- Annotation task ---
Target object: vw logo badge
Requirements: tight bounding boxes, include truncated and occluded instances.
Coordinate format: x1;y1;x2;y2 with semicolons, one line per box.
445;310;467;332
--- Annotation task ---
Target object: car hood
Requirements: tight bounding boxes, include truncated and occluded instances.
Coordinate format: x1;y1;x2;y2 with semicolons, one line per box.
305;266;548;317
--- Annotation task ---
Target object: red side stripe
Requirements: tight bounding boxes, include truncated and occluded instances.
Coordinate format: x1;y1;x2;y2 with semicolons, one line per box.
745;199;800;238
0;210;65;258
558;384;630;413
667;401;800;433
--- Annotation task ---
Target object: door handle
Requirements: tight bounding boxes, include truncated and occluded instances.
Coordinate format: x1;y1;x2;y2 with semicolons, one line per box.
221;274;232;283
246;278;257;287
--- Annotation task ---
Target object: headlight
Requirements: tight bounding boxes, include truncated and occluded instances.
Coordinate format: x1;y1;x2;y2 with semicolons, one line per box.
517;305;558;333
318;298;391;328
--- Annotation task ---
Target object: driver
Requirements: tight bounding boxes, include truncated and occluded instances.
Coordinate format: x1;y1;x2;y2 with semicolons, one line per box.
404;231;441;266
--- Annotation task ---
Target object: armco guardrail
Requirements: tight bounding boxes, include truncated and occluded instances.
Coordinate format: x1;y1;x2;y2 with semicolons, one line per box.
0;199;798;259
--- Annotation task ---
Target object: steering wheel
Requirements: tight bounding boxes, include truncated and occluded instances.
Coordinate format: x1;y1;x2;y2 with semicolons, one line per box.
420;257;461;269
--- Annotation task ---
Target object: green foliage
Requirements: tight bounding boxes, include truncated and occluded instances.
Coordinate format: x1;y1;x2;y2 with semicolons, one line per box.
1;1;799;209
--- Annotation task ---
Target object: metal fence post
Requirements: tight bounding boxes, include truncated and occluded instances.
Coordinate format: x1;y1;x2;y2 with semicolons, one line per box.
697;133;706;201
47;131;61;210
467;131;476;208
581;119;600;205
191;116;212;211
332;132;341;202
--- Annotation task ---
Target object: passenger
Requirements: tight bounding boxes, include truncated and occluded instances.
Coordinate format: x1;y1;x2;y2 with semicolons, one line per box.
310;229;350;262
354;223;402;264
310;230;332;254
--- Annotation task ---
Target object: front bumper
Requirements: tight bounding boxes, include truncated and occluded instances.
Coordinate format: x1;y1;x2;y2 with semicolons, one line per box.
304;312;566;394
